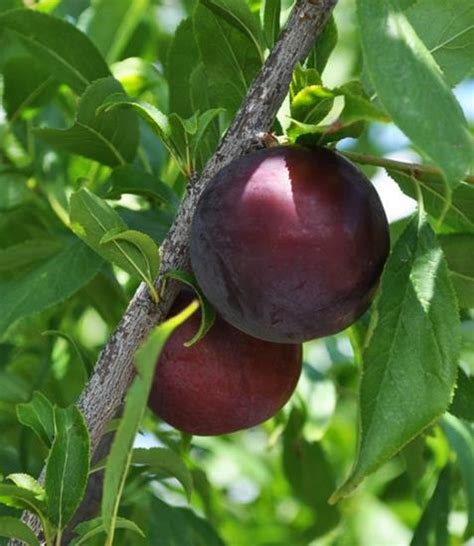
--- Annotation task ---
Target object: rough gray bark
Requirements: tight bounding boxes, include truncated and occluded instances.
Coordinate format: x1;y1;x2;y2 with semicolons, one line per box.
12;1;337;543
80;0;337;454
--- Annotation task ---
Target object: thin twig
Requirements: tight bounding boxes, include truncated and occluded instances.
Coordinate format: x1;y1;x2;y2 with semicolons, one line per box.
341;150;474;185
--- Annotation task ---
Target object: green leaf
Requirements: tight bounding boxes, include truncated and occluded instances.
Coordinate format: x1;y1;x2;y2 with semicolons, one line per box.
0;238;64;274
357;0;473;186
101;303;197;543
283;408;340;537
0;237;103;338
410;465;451;546
307;15;338;74
199;0;265;60
388;170;474;234
263;0;280;47
101;165;178;208
290;85;335;127
168;110;224;172
0;485;53;543
441;414;474;538
290;65;321;100
192;109;224;171
0;516;41;546
294;120;366;147
449;368;474;422
6;474;45;501
131;447;193;499
36;77;138;166
337;81;389;124
100;99;183;170
166;112;199;172
69;188;159;300
167;18;201;118
0;171;32;211
332;215;461;501
2;55;56;121
42;329;92;375
164;270;216;346
407;0;474;86
288;81;386;141
112;57;166;100
148;497;225;546
0;372;29;403
190;64;214;114
0;484;47;518
117;208;171;247
70;516;144;546
17;391;55;447
0;207;49;253
438;234;474;308
45;405;90;530
0;9;110;94
101;98;222;174
81;271;127;327
81;0;149;64
0;0;22;11
287;79;389;147
194;1;262;116
100;229;160;288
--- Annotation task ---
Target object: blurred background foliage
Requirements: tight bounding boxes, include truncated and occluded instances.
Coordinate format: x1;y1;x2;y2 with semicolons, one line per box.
0;0;473;545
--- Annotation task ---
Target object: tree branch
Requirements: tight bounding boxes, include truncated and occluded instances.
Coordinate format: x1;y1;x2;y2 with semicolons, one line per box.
80;0;338;455
11;1;338;543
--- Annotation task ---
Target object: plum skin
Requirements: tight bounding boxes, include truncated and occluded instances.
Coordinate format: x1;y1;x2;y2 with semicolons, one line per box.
148;305;302;436
190;145;390;343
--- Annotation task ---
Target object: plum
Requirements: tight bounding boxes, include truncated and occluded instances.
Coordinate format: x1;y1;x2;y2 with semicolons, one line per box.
149;297;302;435
190;145;390;343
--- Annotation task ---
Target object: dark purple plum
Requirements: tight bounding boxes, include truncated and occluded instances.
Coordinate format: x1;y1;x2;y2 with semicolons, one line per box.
149;298;302;435
190;145;390;343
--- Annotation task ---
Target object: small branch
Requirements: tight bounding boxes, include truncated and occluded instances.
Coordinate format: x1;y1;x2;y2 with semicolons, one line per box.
341;150;474;185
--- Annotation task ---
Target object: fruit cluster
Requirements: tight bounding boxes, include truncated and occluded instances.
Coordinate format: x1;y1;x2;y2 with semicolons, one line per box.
149;146;390;435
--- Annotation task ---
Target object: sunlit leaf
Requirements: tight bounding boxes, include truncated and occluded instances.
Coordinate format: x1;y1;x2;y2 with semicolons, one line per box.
358;0;472;186
407;0;474;86
388;170;474;234
333;214;460;500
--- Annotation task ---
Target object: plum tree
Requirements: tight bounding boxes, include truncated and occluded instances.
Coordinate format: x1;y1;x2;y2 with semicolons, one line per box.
149;296;302;435
190;145;390;343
